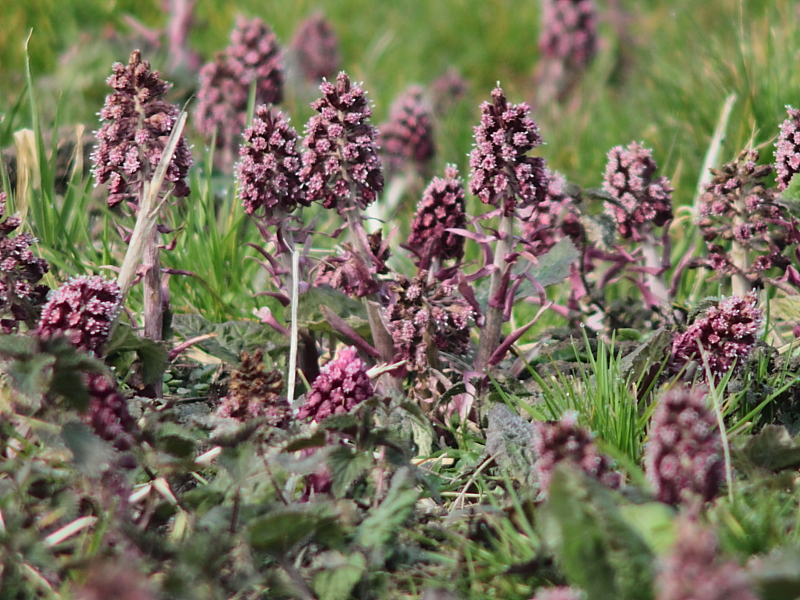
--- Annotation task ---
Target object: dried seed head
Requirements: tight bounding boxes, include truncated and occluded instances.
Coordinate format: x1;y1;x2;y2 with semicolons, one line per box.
644;387;724;505
216;348;288;426
603;142;673;241
298;346;374;422
299;72;384;212
92;50;192;208
469;86;548;215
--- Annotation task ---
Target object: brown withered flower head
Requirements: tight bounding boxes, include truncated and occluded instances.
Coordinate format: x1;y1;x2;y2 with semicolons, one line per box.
385;272;473;373
603;141;673;241
644;387;724;506
469;86;548;215
237;104;305;220
313;231;389;298
0;191;50;333
775;106;800;191
300;72;384;212
298;346;374;422
195;16;284;155
532;411;621;498
92;50;192;209
36;275;122;356
655;518;758;600
379;86;436;176
291;11;340;82
407;165;467;268
671;291;763;380
539;0;598;69
216;348;289;426
696;149;799;285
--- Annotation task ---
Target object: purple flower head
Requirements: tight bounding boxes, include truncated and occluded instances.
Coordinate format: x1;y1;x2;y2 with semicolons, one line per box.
195;16;284;154
644;387;724;505
671;291;763;380
236;105;305;220
385;273;473;373
0;191;50;333
539;0;598;68
775;106;800;191
655;518;758;600
522;169;581;256
298;346;374;422
36;275;122;356
314;231;389;297
92;50;192;209
469;86;548;215
697;149;798;287
378;86;435;175
291;11;340;82
299;72;384;212
532;411;620;497
530;588;584;600
603;142;673;241
431;67;468;116
86;372;136;451
216;348;289;426
407;165;467;267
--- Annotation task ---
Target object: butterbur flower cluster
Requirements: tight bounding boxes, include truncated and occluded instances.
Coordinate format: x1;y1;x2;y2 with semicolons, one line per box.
696;149;798;289
298;346;374;422
644;387;724;505
431;67;468;116
775;106;800;191
406;165;467;267
539;0;598;68
532;411;620;497
655;518;758;600
216;349;288;426
237;105;305;220
195;16;284;154
385;272;473;373
378;86;435;175
671;291;763;380
86;372;136;451
313;231;390;297
92;50;192;208
36;275;122;356
469;87;548;214
521;169;581;256
300;72;384;211
603;142;673;241
0;191;50;332
290;12;340;82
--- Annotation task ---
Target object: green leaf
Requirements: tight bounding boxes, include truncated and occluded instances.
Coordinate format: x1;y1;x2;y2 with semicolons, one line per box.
618;503;677;555
528;237;580;288
737;425;800;471
61;420;115;477
172;313;286;364
3;351;54;407
106;322;169;385
539;464;655;600
312;552;367;600
319;413;361;436
289;287;370;339
388;401;435;457
283;430;328;453
356;468;418;551
484;404;537;489
248;504;341;555
328;446;372;498
618;328;671;386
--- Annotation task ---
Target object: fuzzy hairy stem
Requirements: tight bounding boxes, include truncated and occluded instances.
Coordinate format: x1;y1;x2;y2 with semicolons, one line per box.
143;229;163;341
731;197;752;297
475;213;513;371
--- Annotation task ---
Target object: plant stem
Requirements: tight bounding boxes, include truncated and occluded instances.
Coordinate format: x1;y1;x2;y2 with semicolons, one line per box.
641;234;670;307
731;196;752;297
143;229;163;341
475;213;513;371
